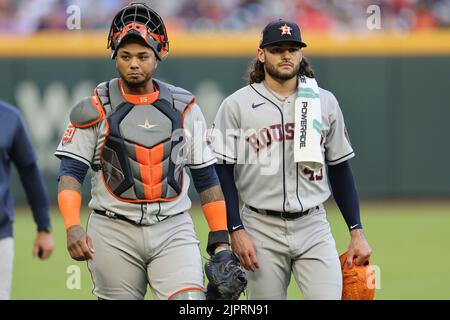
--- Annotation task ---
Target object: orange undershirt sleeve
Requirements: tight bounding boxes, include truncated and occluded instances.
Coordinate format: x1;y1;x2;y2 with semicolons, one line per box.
58;190;82;229
201;200;228;232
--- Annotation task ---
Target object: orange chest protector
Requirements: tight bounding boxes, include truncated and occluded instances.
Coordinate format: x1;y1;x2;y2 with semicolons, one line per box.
70;78;195;203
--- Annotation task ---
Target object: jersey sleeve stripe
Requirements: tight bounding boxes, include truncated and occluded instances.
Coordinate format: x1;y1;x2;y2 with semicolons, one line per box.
54;150;92;167
187;158;217;169
212;151;237;162
326;151;355;165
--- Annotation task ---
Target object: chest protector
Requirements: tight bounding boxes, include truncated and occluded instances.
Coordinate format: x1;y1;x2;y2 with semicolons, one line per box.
80;78;194;203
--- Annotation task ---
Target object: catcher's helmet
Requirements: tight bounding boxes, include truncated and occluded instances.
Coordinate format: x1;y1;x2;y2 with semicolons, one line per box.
107;2;169;60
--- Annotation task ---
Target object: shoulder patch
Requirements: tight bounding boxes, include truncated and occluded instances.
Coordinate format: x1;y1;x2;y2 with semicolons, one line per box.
61;124;76;145
69;96;104;128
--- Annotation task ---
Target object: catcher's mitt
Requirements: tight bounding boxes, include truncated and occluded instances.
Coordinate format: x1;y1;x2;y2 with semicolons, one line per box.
204;249;247;300
339;251;376;300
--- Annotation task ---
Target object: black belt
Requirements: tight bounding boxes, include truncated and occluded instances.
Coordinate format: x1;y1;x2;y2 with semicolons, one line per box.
93;209;184;226
94;209;142;226
246;205;319;220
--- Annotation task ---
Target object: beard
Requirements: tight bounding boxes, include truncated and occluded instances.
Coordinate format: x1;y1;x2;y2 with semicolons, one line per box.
119;70;151;88
264;60;300;81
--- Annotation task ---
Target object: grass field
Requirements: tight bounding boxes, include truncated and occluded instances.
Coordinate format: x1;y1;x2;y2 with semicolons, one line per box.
10;201;450;300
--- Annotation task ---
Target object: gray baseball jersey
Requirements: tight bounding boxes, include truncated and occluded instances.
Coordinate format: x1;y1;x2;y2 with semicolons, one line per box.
210;80;351;299
210;81;354;212
55;96;215;225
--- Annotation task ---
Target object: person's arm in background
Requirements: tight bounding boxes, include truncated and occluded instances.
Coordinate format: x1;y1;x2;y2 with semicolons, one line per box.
214;163;259;272
327;160;372;267
57;156;94;261
11;114;54;259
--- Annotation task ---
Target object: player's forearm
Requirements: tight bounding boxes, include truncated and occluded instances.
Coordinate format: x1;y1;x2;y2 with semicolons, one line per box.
58;176;83;229
58;175;82;193
191;165;228;231
215;163;243;233
327;161;362;231
199;185;227;231
198;185;230;255
198;185;224;204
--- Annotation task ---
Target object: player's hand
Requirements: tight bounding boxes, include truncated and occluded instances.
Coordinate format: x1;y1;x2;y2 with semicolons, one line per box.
66;225;95;261
230;229;259;272
346;229;372;268
33;231;55;260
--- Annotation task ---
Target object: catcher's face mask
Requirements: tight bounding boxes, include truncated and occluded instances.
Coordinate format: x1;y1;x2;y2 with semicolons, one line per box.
107;2;169;61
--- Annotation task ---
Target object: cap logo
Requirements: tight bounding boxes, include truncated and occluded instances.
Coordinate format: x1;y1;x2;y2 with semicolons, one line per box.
279;24;292;36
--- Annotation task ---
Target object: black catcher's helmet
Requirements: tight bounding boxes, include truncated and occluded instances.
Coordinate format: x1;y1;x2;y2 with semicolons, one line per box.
107;2;169;60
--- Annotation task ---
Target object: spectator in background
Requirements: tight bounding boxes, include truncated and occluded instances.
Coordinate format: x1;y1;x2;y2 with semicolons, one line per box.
0;0;15;30
0;101;54;300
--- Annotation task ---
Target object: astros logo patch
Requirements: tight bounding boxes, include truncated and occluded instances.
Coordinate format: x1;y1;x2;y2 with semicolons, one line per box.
279;24;292;35
62;124;76;145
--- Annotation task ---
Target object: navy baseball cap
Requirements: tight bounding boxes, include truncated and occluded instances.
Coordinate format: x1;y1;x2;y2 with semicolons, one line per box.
259;19;307;49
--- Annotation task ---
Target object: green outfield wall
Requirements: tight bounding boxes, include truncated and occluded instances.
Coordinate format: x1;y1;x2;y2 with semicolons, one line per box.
2;55;449;202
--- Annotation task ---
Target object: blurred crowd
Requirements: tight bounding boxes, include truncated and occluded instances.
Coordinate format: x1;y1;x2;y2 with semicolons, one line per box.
1;0;450;34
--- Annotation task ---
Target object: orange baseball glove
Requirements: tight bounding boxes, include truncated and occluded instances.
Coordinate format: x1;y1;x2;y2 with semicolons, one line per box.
339;251;376;300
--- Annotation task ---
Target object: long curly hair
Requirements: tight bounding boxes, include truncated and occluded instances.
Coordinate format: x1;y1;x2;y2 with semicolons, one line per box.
247;56;315;84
